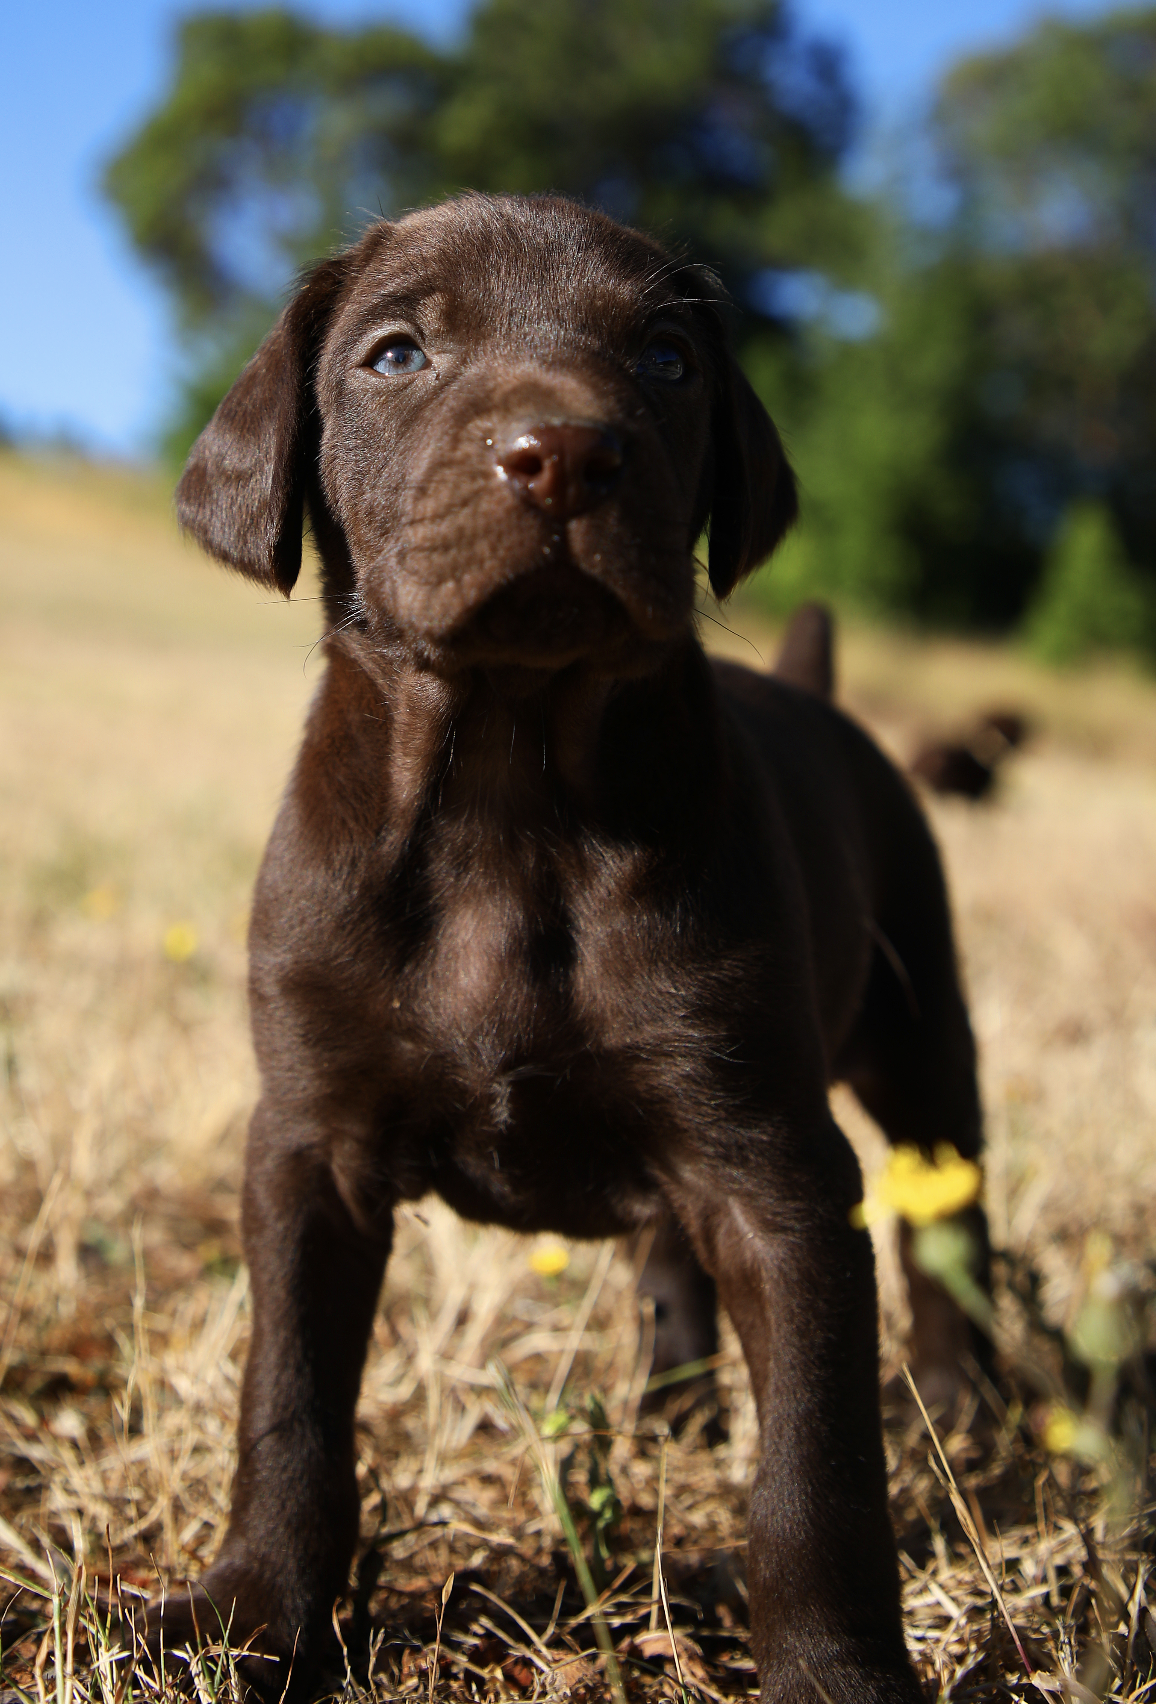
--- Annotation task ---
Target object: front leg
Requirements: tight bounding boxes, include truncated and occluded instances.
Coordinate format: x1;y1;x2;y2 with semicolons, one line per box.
148;1101;391;1696
668;1116;922;1704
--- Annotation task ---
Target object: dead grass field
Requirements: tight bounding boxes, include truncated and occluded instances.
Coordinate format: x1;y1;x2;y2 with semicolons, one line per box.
1;448;1154;1703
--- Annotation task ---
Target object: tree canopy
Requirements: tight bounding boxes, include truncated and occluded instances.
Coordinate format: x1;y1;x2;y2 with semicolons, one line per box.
104;0;862;460
757;6;1156;637
937;9;1156;606
104;0;1156;650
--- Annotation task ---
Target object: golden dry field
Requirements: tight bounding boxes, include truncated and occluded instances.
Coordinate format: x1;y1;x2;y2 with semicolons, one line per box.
1;448;1154;1703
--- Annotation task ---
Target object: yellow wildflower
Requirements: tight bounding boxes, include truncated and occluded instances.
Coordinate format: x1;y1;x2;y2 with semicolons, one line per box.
1042;1404;1110;1464
1070;1237;1140;1371
851;1143;981;1229
529;1236;570;1277
1042;1406;1077;1453
162;921;199;962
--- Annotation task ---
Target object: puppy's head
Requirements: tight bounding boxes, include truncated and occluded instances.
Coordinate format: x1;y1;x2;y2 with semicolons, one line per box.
178;195;796;676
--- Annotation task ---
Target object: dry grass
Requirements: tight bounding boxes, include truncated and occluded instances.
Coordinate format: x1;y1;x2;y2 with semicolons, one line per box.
1;448;1153;1704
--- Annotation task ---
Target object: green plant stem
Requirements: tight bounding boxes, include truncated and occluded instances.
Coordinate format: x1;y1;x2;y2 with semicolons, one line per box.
490;1361;627;1704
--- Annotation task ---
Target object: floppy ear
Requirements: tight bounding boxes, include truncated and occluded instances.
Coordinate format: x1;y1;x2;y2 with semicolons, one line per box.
175;256;349;596
707;354;798;601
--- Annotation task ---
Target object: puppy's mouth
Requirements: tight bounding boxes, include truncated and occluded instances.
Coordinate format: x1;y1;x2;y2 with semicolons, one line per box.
444;561;632;669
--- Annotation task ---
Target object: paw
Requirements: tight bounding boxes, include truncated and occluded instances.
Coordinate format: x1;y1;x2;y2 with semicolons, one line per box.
762;1652;925;1703
137;1566;308;1701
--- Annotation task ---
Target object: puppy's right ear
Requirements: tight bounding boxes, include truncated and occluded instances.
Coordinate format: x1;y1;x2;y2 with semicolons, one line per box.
175;256;349;596
706;353;798;601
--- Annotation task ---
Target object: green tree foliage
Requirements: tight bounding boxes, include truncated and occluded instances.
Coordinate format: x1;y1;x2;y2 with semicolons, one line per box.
104;0;862;465
752;245;993;620
761;7;1156;632
936;9;1156;620
104;0;1156;642
1023;501;1155;663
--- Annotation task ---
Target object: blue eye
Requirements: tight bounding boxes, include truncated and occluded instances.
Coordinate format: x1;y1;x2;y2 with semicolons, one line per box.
372;338;427;375
636;341;685;382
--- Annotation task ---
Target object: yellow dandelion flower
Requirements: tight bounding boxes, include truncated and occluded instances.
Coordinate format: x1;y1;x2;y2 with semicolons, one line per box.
529;1236;570;1277
878;1144;981;1226
1042;1404;1110;1464
81;885;119;921
162;921;199;962
1042;1406;1078;1454
852;1143;981;1229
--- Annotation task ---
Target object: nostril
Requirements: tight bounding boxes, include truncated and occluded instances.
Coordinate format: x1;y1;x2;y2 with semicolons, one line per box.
584;439;623;485
496;424;624;515
501;445;547;484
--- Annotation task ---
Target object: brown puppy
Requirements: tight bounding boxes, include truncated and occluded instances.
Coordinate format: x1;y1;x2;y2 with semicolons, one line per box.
163;194;985;1704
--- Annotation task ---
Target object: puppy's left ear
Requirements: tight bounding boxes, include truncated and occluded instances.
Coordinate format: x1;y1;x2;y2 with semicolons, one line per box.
175;254;350;596
706;354;798;601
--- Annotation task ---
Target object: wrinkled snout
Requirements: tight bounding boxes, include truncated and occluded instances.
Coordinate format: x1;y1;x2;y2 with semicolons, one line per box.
365;362;702;672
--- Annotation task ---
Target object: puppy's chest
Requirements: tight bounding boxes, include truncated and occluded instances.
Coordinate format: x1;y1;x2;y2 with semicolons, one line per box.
401;845;646;1051
376;848;703;1231
378;823;724;1101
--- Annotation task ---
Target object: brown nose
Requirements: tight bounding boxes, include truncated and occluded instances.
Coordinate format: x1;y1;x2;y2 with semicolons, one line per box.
496;424;624;517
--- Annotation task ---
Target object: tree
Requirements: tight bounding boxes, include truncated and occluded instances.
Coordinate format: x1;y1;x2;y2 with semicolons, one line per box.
104;0;862;464
936;9;1156;605
745;6;1156;635
1024;501;1154;663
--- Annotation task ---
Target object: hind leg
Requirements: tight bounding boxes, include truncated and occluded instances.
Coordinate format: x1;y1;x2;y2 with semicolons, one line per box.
634;1214;721;1431
834;856;991;1409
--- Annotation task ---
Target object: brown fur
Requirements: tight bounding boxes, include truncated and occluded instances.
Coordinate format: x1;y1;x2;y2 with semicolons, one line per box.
157;194;985;1704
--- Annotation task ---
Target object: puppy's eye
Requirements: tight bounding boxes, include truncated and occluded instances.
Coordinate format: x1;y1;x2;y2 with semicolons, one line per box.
371;338;427;376
635;341;686;382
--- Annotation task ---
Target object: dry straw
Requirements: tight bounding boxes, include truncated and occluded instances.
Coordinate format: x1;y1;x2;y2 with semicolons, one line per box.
2;451;1155;1700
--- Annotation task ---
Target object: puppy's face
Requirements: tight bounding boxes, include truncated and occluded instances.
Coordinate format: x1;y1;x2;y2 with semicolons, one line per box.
177;195;797;681
316;200;717;673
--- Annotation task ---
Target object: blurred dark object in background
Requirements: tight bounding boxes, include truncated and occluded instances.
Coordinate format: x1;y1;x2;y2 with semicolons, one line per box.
911;710;1029;800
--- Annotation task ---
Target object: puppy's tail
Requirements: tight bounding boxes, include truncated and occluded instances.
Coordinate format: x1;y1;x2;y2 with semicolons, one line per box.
773;600;834;699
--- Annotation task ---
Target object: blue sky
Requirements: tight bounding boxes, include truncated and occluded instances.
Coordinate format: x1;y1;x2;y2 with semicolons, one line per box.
1;0;1118;457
